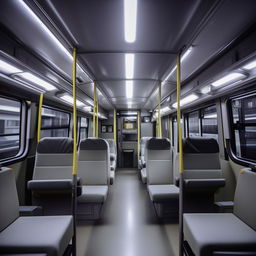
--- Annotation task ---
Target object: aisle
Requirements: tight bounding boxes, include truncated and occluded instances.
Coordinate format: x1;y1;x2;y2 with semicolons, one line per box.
77;170;176;256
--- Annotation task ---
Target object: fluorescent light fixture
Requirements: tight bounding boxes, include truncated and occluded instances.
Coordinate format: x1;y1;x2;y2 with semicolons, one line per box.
160;106;170;114
19;0;92;81
60;95;85;107
200;85;211;94
172;93;199;108
204;113;217;119
124;0;137;43
16;72;56;91
243;60;256;70
0;105;20;112
125;54;134;78
126;80;133;98
84;106;92;112
164;46;193;81
212;73;246;87
0;60;22;74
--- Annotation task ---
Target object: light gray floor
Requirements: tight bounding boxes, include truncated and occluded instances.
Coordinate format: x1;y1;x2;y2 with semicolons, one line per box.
77;169;178;256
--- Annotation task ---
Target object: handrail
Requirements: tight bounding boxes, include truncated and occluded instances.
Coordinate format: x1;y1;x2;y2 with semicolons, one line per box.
114;109;117;145
71;47;77;256
37;93;44;142
157;82;162;137
93;82;97;137
177;52;184;256
137;111;141;161
96;101;99;137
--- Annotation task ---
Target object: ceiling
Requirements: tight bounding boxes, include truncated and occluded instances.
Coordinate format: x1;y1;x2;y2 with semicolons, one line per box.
0;0;256;111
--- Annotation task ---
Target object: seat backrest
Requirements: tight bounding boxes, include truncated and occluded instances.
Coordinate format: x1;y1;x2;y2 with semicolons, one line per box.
182;138;221;179
106;139;116;155
0;169;19;232
146;137;173;185
234;169;256;231
140;137;151;159
33;137;73;180
78;138;110;185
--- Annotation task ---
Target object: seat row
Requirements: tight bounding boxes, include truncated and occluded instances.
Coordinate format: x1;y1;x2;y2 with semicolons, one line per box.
139;136;225;217
28;137;117;219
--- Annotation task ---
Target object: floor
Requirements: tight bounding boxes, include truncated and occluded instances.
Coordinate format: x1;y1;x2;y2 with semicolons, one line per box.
76;169;179;256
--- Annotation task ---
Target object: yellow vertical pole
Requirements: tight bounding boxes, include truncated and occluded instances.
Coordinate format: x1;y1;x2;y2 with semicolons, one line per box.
169;118;173;142
158;82;162;138
137;111;141;161
71;47;77;256
177;52;184;256
93;82;97;137
114;109;117;145
37;93;44;142
96;101;99;137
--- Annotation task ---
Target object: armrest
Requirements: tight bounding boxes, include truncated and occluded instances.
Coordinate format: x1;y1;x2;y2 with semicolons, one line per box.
19;206;43;216
184;178;226;189
28;179;73;191
215;201;234;212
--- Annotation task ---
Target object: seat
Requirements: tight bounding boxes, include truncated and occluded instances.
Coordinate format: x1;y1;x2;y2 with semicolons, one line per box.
183;169;256;256
179;138;225;213
139;137;151;184
77;138;110;219
28;137;74;215
0;169;73;256
146;138;179;218
106;139;117;184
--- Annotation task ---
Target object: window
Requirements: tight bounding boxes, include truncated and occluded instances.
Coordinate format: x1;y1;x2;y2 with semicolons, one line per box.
186;105;218;140
0;97;21;160
79;117;88;141
230;93;256;162
41;107;70;138
188;111;200;137
201;105;218;140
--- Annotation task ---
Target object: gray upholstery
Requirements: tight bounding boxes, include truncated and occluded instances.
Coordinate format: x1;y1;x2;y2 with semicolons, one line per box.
37;137;73;154
0;169;73;256
78;138;110;185
106;139;117;175
140;168;147;184
33;138;73;181
183;137;219;153
234;170;256;230
0;170;19;232
139;137;151;169
77;186;108;203
28;179;73;191
146;138;173;185
184;170;256;255
184;213;256;256
148;185;179;203
0;216;73;256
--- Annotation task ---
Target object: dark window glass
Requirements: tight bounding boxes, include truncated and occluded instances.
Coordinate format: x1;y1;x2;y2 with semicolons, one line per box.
231;94;256;162
188;111;200;137
41;107;70;138
80;117;88;141
202;105;218;140
0;97;21;160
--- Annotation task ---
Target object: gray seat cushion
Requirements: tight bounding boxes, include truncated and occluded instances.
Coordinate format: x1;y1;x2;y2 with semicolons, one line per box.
141;168;147;184
184;213;256;256
77;186;108;203
0;216;73;256
148;185;179;203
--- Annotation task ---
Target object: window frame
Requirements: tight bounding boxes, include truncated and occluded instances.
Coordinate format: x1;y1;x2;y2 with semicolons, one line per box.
40;105;71;138
0;95;27;164
227;91;256;166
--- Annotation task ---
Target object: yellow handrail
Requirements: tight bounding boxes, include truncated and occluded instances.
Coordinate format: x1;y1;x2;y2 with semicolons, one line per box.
114;109;117;145
169;118;173;142
96;101;99;137
177;53;183;174
37;93;44;142
72;48;77;175
93;82;97;137
137;111;141;160
158;82;162;137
